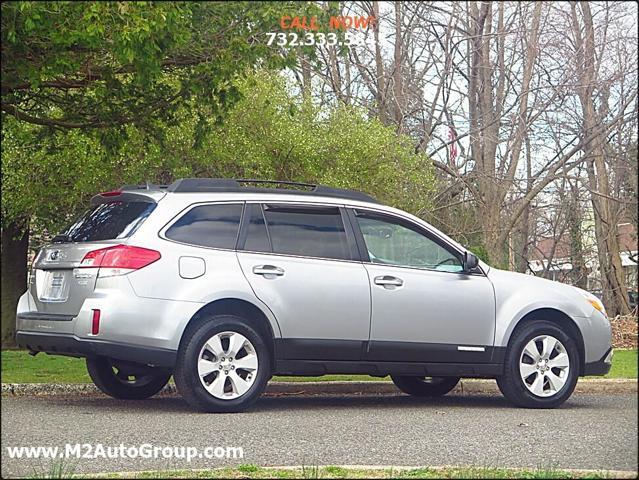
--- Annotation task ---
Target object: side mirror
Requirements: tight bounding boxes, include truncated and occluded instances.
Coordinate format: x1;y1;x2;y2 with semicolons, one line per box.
463;252;479;272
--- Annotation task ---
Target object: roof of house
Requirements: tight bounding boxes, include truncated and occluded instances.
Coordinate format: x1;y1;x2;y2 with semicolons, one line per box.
618;223;638;252
531;222;637;262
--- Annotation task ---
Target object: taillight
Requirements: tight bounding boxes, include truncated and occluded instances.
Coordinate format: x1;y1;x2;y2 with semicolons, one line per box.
80;245;160;276
99;190;122;197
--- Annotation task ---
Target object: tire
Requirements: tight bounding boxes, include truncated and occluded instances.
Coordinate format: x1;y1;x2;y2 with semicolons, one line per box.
391;375;460;397
497;320;579;408
174;314;271;413
86;357;171;400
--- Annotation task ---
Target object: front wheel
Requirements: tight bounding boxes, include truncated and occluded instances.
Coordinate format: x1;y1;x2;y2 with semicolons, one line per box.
497;320;579;408
86;357;171;400
391;375;460;397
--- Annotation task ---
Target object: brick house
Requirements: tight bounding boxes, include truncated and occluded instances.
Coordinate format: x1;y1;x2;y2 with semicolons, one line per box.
528;223;638;308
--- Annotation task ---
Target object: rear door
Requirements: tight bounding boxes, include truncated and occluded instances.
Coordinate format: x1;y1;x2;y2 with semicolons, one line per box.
236;203;370;361
29;200;157;316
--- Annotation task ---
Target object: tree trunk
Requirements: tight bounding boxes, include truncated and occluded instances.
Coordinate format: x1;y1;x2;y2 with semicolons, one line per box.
1;220;29;348
585;155;631;315
514;206;531;273
515;137;534;273
301;54;312;102
392;1;404;129
576;1;631;316
481;203;507;268
372;1;387;124
567;181;588;290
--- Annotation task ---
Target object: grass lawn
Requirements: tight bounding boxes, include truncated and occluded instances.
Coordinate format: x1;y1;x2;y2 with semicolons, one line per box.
1;349;636;384
73;465;624;479
607;349;637;378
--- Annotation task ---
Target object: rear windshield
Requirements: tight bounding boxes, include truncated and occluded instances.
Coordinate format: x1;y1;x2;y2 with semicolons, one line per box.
55;202;156;242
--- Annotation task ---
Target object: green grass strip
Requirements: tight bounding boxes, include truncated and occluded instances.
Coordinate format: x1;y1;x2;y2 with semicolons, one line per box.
2;349;636;384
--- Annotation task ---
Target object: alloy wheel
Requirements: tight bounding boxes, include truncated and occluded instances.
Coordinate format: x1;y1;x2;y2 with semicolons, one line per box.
519;334;570;397
197;331;259;400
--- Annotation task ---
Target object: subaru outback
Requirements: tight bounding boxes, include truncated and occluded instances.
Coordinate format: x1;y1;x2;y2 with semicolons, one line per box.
16;178;613;412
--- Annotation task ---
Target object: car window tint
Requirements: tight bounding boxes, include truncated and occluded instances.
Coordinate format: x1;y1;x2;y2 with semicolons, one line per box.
166;203;242;249
244;204;271;253
57;202;156;242
263;205;350;260
355;213;463;272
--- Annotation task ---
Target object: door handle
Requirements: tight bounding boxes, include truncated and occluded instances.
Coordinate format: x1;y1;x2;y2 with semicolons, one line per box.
252;265;285;276
374;275;403;288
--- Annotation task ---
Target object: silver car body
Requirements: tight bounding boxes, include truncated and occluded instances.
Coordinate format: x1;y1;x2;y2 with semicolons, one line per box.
16;187;612;376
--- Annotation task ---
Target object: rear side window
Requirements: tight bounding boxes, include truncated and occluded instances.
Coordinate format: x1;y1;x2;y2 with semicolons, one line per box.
243;204;271;253
262;205;351;260
57;202;156;242
166;203;242;249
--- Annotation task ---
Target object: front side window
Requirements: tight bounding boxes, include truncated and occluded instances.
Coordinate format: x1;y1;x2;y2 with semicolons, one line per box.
165;203;242;249
262;205;351;260
355;211;463;272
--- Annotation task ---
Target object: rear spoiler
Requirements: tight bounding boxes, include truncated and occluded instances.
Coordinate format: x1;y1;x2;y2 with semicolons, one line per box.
90;189;165;206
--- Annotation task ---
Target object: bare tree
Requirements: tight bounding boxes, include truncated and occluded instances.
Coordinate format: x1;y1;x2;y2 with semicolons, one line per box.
300;1;638;313
567;1;636;315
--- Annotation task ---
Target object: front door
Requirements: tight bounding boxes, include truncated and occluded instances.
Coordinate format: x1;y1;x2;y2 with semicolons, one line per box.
236;203;370;361
350;208;496;364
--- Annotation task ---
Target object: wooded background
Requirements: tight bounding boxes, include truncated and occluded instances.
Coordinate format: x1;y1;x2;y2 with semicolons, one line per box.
1;1;637;347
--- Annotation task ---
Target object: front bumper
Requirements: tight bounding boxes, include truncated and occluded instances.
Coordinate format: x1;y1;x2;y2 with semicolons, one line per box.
16;331;177;368
583;347;613;376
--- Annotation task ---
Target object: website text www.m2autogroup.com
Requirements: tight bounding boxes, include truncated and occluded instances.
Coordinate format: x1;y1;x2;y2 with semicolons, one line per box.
5;443;243;462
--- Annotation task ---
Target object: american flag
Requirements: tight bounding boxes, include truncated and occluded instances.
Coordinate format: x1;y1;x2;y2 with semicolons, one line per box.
448;127;458;165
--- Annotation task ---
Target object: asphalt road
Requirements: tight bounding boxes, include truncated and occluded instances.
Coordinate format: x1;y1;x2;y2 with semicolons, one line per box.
1;392;637;477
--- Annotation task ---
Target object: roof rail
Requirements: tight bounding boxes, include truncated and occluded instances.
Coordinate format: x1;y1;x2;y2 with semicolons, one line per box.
166;178;378;203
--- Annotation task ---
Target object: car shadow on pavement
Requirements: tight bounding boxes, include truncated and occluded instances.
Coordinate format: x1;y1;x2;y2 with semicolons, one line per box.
251;393;589;412
26;392;592;414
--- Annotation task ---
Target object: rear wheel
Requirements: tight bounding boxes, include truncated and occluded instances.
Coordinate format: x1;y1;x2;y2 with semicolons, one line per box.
174;315;271;413
497;320;579;408
391;375;460;397
86;357;171;400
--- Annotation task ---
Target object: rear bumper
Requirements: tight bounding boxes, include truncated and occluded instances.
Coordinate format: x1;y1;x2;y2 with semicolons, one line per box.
583;347;613;376
16;285;203;352
17;312;74;322
16;331;177;368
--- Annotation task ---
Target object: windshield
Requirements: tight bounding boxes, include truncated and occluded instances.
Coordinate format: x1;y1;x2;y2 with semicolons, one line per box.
54;201;156;242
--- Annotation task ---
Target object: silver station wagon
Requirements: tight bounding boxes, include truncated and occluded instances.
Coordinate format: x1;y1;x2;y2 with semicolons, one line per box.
16;178;613;412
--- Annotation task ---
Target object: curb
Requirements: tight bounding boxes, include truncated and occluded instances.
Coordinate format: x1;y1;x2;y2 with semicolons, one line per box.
84;465;639;479
1;378;636;397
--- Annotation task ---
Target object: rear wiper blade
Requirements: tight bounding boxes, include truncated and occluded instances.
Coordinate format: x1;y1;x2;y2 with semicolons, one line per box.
51;234;72;243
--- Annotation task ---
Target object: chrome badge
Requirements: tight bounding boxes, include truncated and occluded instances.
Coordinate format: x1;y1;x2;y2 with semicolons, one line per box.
47;249;65;261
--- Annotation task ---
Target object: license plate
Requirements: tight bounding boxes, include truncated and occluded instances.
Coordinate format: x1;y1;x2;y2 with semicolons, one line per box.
39;270;69;302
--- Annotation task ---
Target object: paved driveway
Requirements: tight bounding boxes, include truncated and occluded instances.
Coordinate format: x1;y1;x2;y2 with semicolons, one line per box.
1;392;637;477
